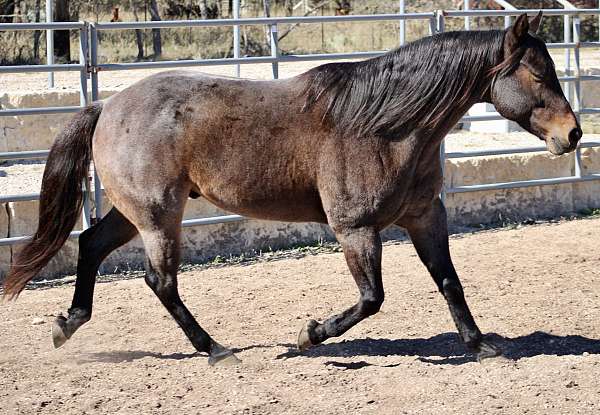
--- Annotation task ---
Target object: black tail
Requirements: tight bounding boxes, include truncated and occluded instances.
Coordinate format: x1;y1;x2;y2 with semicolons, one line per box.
3;103;103;299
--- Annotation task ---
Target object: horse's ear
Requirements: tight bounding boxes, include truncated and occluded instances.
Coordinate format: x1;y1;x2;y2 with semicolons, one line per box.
529;10;543;34
506;13;529;52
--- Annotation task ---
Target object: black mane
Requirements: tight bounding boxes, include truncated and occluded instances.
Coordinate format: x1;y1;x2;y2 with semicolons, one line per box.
302;30;518;139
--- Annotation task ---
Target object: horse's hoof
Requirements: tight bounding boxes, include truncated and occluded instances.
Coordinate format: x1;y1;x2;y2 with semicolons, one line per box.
476;339;502;363
208;351;241;367
297;319;318;351
52;315;70;349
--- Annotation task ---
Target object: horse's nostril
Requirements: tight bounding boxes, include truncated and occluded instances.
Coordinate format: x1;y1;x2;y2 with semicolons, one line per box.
569;127;583;145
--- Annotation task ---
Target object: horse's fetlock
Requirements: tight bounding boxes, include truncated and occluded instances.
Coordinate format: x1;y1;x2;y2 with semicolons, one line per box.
463;330;483;350
68;307;92;323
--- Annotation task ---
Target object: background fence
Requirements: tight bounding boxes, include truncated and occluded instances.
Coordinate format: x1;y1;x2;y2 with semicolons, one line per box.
0;6;600;248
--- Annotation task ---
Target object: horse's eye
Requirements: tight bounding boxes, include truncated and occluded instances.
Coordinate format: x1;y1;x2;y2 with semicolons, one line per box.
532;72;545;83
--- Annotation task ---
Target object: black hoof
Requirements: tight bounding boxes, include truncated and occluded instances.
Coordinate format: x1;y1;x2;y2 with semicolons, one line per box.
208;350;241;367
52;309;90;348
208;342;241;367
52;315;71;348
476;339;502;362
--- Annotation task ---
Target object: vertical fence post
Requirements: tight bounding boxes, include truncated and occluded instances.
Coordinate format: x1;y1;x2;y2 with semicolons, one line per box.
233;0;240;77
78;24;89;107
399;0;405;45
573;15;583;179
90;24;103;221
464;0;470;30
46;0;54;88
436;11;447;204
79;23;91;229
564;15;571;105
429;15;436;36
270;23;279;79
90;24;99;102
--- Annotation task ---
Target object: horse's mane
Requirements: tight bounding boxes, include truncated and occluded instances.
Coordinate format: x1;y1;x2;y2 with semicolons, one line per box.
301;30;523;139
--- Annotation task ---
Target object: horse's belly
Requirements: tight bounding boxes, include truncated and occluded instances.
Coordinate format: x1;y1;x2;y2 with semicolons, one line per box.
197;185;327;223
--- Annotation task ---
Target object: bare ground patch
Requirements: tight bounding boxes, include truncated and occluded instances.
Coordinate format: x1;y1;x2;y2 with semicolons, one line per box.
1;217;600;414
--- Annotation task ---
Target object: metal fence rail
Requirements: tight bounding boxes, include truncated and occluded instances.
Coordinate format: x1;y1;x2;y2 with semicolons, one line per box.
1;7;600;248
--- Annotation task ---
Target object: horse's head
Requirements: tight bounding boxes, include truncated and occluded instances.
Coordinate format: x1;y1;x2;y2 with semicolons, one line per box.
490;12;582;155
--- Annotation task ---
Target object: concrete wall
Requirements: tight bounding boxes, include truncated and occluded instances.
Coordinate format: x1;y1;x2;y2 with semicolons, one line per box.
2;149;600;280
445;152;574;225
0;196;336;279
0;90;117;153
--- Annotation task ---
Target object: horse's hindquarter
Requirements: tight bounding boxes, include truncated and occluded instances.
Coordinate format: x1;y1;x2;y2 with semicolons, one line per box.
93;72;327;223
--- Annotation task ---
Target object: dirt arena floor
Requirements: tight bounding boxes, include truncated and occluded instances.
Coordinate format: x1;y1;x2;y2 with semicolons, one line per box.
1;217;600;414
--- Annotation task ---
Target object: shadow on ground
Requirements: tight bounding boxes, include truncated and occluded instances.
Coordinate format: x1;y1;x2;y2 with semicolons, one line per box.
77;350;202;363
77;343;296;364
277;331;600;366
78;332;600;366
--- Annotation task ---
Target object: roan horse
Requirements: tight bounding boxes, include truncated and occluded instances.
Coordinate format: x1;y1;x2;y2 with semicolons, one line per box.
3;12;582;365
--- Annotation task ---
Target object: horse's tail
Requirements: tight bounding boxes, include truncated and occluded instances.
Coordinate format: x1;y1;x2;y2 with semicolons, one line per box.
3;103;103;300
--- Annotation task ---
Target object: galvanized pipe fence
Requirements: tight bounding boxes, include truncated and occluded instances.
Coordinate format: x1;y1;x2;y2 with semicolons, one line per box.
1;7;600;248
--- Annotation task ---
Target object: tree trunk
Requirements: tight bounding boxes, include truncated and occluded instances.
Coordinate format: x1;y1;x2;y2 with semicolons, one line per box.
54;0;71;62
285;0;294;15
216;0;222;18
198;0;208;19
263;0;270;49
149;0;162;58
130;0;144;60
0;0;15;23
33;0;42;61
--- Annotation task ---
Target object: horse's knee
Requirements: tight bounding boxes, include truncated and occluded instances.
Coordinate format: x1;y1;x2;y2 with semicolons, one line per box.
144;268;162;293
144;260;177;299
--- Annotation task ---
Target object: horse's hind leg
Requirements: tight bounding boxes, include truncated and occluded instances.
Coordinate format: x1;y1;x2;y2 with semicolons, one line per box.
53;207;138;348
401;198;501;361
298;227;384;349
139;216;240;366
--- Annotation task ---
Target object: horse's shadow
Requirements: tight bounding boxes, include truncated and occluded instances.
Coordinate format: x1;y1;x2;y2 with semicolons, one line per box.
276;331;600;366
77;350;200;363
79;331;600;366
77;343;293;364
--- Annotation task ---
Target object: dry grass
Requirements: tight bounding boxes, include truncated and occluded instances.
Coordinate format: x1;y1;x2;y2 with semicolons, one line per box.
2;2;598;65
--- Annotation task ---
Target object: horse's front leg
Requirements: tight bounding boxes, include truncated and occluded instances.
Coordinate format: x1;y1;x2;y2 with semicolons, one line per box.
298;227;384;350
400;198;501;361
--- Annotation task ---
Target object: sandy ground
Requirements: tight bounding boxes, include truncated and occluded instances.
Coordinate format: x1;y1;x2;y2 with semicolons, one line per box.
1;217;600;414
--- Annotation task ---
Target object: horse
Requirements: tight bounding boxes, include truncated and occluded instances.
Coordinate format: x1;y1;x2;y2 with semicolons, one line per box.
3;12;582;365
